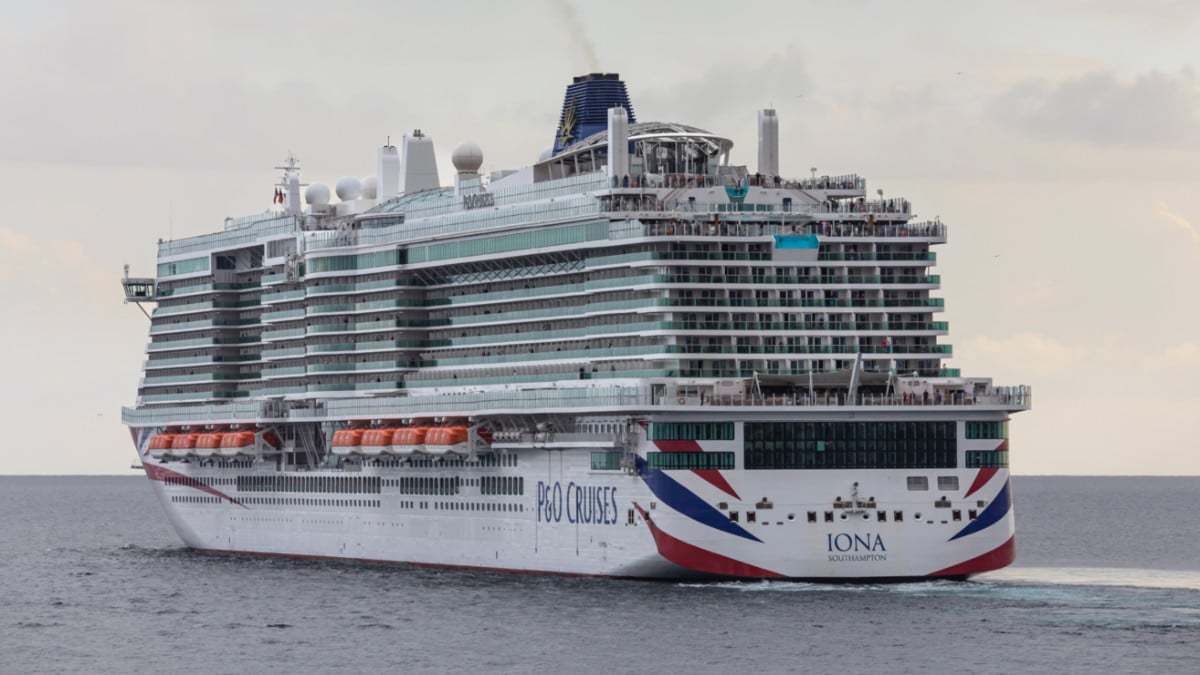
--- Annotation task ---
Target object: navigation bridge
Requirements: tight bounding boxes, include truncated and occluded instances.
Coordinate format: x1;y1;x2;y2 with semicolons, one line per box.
122;264;156;318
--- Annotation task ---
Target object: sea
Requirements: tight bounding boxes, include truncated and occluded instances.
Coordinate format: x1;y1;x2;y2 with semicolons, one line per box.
2;476;1197;675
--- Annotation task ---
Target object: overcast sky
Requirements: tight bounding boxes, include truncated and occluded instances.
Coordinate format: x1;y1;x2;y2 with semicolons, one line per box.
2;0;1198;475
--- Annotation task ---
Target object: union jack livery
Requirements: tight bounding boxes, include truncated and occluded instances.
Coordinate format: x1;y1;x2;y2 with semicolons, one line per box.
122;73;1030;580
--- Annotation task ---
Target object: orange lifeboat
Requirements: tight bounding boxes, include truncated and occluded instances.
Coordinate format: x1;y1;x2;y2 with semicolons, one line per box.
425;425;468;455
389;426;428;455
360;428;396;456
196;432;224;458
220;431;256;457
147;433;176;458
170;433;199;457
331;429;364;456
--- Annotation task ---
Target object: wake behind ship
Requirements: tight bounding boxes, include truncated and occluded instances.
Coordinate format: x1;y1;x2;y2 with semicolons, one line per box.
121;73;1030;580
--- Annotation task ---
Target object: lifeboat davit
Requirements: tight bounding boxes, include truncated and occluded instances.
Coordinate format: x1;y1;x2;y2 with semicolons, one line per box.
360;428;396;456
261;431;281;455
425;425;468;455
220;431;256;457
170;433;199;457
147;433;176;459
389;426;429;455
331;429;364;456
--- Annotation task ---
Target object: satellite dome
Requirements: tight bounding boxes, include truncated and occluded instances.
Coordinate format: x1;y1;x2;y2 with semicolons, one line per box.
304;183;331;206
335;176;362;201
452;142;484;174
360;176;378;199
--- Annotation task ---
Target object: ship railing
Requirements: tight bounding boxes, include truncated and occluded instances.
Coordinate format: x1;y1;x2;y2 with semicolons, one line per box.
808;199;911;215
604;199;933;225
793;174;865;190
632;219;945;240
304;202;605;252
621;173;865;192
673;386;1031;409
121;383;1031;427
159;215;297;257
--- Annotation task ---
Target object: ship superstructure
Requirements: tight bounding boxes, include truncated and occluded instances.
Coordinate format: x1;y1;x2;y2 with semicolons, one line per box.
122;73;1030;580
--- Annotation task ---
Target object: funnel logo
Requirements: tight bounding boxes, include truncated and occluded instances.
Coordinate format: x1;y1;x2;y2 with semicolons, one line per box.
557;99;578;148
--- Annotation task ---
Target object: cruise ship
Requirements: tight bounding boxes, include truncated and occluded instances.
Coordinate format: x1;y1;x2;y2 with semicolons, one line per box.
121;73;1030;580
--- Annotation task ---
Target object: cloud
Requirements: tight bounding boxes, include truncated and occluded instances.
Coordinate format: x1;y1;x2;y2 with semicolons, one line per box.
1067;0;1200;30
0;227;40;283
961;332;1088;376
965;331;1200;380
635;46;813;126
0;226;38;256
0;2;514;171
1153;201;1200;251
988;69;1200;146
1142;342;1200;370
0;228;114;305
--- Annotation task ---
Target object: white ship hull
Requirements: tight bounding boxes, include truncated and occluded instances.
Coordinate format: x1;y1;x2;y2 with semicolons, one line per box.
141;429;1015;580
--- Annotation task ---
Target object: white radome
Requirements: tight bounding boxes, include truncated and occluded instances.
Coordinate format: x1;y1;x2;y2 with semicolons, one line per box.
304;183;331;206
360;176;378;200
452;142;484;173
335;176;362;201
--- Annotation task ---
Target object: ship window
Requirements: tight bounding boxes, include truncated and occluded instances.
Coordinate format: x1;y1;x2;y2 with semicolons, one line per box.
590;451;623;471
648;422;735;441
728;511;739;522
824;511;833;522
157;256;210;278
965;421;1008;439
744;421;957;470
646;452;734;471
966;450;1009;468
894;511;903;522
907;476;929;491
937;476;959;491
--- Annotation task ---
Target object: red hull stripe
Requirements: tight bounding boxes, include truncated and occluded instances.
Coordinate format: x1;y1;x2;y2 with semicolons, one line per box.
691;469;741;500
653;440;702;453
929;535;1016;577
650;440;741;498
964;467;998;498
635;504;784;578
143;463;248;509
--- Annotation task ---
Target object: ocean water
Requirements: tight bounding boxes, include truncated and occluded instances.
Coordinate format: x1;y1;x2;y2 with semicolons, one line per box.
2;476;1197;674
